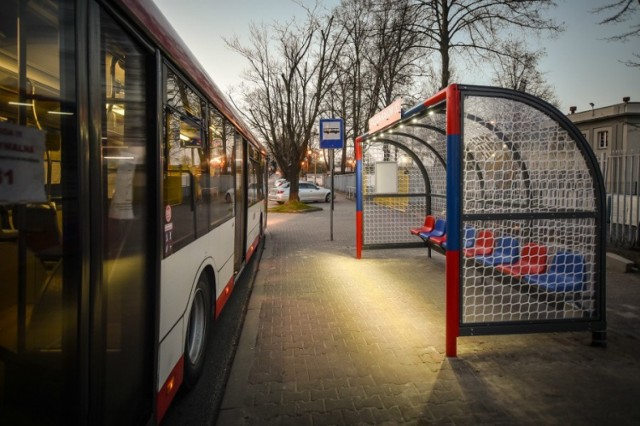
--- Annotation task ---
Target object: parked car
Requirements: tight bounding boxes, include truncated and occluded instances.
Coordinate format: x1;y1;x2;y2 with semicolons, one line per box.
225;183;260;202
268;181;333;204
273;178;288;188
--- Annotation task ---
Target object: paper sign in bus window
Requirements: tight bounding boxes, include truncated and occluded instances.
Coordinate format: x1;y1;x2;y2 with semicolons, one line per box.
108;159;136;219
0;122;46;205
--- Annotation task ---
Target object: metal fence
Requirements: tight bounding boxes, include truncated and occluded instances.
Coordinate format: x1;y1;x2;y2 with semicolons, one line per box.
331;173;355;195
599;153;640;247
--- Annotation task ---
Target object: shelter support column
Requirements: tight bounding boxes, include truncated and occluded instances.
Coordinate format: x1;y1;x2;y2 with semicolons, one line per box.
356;135;364;259
445;85;461;357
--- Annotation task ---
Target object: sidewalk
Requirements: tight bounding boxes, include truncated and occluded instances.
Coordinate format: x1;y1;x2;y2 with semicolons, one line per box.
218;194;640;425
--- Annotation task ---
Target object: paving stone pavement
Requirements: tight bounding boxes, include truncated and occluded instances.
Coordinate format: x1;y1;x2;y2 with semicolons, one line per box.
218;194;640;425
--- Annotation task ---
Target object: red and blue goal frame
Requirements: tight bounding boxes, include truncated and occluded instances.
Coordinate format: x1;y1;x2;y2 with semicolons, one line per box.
356;84;607;356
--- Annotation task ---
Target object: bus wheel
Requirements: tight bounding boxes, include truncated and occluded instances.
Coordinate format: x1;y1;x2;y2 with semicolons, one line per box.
183;274;211;389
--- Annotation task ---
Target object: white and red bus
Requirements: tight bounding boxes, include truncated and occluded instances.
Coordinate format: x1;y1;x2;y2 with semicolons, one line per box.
0;0;266;423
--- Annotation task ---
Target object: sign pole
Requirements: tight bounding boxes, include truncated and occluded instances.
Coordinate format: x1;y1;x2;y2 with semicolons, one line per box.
330;150;334;241
319;118;344;243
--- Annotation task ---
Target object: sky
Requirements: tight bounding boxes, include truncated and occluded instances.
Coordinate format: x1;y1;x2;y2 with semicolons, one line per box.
152;0;639;115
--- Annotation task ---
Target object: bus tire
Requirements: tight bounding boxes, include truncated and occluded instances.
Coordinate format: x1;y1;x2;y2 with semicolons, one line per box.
183;273;211;389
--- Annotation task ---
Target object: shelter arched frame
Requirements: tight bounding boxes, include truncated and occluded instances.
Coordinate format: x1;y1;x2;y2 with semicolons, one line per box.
356;84;607;356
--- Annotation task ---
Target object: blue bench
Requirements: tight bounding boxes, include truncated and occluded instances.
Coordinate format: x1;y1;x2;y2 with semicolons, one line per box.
416;218;446;258
475;236;520;267
440;225;475;251
418;218;446;241
523;251;586;292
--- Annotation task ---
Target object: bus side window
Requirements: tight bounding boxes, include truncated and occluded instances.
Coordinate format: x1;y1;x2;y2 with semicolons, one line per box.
207;107;233;228
164;111;192;253
164;71;208;255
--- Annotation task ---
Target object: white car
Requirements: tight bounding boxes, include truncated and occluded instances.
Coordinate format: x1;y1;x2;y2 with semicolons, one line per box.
268;181;333;204
225;183;260;202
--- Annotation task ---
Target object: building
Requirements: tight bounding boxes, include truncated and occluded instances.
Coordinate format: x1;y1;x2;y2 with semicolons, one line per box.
567;98;640;246
567;98;640;157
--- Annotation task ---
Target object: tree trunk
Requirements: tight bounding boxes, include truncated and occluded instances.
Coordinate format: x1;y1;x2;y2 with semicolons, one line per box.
287;164;301;202
440;44;450;89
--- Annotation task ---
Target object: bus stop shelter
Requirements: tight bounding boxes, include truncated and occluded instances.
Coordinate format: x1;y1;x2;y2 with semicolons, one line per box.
355;85;607;356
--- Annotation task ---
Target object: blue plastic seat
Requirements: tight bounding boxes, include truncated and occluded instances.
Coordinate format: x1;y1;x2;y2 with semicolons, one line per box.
418;218;446;241
463;225;476;248
439;225;474;251
524;251;585;292
475;236;519;266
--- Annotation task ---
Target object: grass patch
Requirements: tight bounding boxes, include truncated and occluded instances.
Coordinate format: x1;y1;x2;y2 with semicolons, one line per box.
268;200;322;213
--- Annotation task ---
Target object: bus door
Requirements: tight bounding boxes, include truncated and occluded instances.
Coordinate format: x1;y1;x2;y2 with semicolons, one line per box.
0;0;75;423
0;4;155;422
233;134;246;273
96;8;155;425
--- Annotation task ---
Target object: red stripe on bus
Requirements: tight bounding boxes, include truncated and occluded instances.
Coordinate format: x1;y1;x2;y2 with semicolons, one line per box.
215;276;235;319
156;355;184;423
246;235;260;262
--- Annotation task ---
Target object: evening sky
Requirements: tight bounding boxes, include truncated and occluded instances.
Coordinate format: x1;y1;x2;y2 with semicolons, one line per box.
153;0;639;115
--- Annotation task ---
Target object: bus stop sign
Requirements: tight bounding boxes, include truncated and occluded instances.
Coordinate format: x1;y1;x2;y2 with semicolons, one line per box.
319;118;344;149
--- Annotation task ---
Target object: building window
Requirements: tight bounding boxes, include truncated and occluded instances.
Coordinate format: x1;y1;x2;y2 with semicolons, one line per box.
597;130;608;149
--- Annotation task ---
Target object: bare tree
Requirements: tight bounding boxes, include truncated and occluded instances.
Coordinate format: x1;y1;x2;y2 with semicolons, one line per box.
490;39;559;107
364;0;427;114
226;9;344;203
411;0;563;89
594;0;640;67
330;0;371;174
324;58;354;174
329;0;427;172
